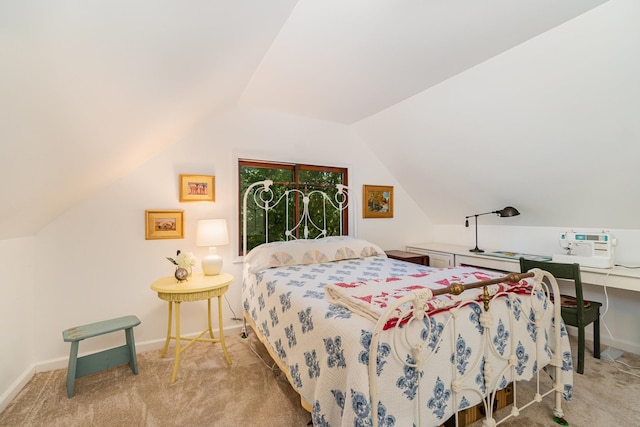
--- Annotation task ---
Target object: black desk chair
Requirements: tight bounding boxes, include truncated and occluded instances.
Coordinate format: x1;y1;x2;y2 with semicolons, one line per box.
519;258;601;374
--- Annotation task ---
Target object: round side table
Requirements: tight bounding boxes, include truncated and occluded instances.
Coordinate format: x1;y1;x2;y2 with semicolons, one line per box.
151;272;233;383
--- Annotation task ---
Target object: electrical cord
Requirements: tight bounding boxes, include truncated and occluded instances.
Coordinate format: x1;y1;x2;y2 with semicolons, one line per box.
224;294;243;322
240;329;279;373
599;269;640;378
614;263;640;269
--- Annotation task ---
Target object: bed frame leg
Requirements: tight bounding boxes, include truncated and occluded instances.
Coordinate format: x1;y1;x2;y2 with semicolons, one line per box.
553;393;567;425
552;365;568;425
554;416;569;426
241;319;248;339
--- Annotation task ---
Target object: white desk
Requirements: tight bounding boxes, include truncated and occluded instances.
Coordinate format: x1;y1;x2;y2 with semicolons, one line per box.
406;242;640;292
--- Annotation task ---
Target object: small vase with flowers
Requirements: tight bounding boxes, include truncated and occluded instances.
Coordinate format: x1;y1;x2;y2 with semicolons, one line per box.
167;250;197;282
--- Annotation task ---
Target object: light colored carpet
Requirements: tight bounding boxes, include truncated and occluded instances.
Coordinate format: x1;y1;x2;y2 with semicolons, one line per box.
1;332;638;426
0;332;311;427
469;341;640;426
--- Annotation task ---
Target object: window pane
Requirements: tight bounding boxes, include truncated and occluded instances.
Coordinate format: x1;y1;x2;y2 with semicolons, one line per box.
239;160;348;254
240;163;294;252
297;168;346;239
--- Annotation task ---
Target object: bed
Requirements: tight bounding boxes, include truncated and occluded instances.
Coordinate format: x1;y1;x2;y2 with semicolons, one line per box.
241;180;573;427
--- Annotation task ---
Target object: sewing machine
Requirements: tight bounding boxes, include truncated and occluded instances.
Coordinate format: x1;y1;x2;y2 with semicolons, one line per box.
552;231;616;268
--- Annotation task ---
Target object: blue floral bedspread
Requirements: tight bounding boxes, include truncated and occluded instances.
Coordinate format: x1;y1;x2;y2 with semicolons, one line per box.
242;257;573;427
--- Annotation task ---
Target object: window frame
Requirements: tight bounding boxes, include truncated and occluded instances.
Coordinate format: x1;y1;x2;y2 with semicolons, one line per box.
238;159;349;255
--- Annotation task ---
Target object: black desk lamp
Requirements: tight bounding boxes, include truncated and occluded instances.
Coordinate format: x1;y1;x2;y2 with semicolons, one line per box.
465;206;520;253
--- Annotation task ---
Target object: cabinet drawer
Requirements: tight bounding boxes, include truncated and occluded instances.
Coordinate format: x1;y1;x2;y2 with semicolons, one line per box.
385;250;429;266
455;255;518;273
405;247;454;268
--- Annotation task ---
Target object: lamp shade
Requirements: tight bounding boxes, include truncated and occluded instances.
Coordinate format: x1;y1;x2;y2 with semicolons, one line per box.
196;219;229;247
196;219;229;275
496;206;520;218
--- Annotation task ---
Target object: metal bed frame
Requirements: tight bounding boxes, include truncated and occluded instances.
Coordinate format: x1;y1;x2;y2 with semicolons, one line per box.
241;179;569;426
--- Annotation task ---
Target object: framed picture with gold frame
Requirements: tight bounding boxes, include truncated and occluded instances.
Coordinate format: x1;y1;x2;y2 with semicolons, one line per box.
363;185;394;218
145;210;184;240
179;174;215;202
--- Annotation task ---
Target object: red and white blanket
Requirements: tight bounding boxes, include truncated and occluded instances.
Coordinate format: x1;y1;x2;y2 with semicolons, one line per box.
324;266;531;329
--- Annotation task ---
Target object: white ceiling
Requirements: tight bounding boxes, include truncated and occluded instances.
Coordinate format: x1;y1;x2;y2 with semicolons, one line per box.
354;0;640;230
0;0;297;238
241;0;608;123
0;0;612;239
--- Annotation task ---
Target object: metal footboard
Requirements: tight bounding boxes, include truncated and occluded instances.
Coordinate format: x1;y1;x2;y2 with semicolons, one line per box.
369;269;566;427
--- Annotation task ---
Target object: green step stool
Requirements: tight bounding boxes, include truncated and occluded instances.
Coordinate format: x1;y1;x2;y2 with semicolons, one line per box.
62;315;141;398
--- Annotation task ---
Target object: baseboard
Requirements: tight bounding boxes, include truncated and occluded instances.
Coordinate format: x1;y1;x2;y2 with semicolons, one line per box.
0;364;35;414
564;325;640;355
0;323;244;413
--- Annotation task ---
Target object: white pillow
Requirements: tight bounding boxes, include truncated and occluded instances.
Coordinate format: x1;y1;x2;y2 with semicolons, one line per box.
244;236;386;273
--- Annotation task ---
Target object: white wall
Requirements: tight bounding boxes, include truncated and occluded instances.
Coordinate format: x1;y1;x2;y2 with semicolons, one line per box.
354;0;640;231
23;106;433;371
433;224;640;265
432;224;640;354
0;237;36;411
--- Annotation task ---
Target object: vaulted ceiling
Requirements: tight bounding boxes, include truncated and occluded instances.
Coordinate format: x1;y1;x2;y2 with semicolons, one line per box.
1;0;623;239
240;0;608;123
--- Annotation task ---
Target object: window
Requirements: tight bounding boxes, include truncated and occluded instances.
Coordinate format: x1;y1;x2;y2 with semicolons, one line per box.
239;159;349;254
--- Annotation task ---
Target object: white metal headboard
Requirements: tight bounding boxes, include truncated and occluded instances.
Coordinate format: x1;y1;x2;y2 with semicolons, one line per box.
242;179;355;256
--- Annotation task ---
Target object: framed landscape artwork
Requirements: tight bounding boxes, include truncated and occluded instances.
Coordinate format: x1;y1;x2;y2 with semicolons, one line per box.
179;174;215;202
145;210;184;240
363;185;394;218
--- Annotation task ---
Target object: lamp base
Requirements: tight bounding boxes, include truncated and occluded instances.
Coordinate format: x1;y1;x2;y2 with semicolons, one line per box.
469;247;484;253
201;250;223;275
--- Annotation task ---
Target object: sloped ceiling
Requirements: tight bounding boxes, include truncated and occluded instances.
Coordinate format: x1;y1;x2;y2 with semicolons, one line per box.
241;0;608;123
0;0;615;239
0;0;298;239
353;0;640;230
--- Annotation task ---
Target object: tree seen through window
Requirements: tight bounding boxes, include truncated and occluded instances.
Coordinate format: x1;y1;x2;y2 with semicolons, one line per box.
239;160;349;254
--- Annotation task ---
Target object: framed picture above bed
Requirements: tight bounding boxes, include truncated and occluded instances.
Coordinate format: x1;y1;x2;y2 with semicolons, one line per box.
145;210;184;240
363;184;393;218
179;174;215;202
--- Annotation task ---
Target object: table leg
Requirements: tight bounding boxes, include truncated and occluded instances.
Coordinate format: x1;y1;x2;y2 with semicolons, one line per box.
170;301;181;383
207;298;215;339
217;295;231;365
160;301;173;358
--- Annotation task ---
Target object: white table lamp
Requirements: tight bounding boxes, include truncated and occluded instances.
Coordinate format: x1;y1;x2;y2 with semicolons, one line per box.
196;219;229;275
